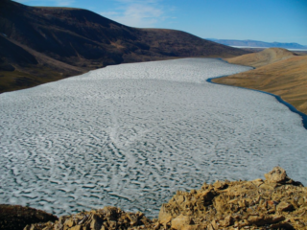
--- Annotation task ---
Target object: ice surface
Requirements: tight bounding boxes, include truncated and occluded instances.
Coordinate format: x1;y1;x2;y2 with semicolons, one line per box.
0;58;306;217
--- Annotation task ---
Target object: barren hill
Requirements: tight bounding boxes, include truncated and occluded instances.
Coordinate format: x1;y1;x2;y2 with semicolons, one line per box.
225;47;295;68
213;48;307;114
0;0;248;93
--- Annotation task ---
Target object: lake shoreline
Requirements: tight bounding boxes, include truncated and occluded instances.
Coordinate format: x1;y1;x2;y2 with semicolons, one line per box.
207;75;307;130
1;58;307;218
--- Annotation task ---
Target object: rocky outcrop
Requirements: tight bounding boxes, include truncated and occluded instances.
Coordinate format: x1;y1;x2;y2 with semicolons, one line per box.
156;166;306;229
18;167;307;229
24;207;152;230
159;167;307;230
0;204;57;230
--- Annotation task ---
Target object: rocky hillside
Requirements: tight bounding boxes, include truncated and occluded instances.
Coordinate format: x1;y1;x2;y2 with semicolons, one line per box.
2;167;306;229
213;48;307;114
0;0;248;93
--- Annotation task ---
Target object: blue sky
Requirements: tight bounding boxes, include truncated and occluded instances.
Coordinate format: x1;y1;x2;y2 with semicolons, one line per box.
14;0;307;45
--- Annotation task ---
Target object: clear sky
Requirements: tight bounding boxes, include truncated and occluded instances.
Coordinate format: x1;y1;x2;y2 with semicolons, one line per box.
13;0;307;45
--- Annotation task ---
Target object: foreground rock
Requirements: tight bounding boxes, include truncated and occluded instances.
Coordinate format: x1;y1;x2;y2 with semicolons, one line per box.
156;166;306;230
0;204;57;230
24;167;307;229
24;207;152;230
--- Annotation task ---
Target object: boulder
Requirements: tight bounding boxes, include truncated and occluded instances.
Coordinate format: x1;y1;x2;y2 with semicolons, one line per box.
171;214;192;230
264;166;288;183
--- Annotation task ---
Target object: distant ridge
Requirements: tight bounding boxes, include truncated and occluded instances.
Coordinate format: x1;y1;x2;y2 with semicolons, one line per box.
208;39;307;50
0;0;249;93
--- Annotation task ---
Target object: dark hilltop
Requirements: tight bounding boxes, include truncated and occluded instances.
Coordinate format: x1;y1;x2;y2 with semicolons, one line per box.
0;0;249;93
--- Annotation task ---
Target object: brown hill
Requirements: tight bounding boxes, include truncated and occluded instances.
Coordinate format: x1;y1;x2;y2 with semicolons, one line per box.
225;47;295;68
213;48;307;114
0;0;249;93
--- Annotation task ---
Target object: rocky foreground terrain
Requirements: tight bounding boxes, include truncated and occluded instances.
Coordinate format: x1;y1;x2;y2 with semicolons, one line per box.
1;167;307;230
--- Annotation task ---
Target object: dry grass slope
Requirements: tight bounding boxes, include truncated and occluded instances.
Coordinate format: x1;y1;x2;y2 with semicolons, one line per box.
213;48;307;114
225;47;295;68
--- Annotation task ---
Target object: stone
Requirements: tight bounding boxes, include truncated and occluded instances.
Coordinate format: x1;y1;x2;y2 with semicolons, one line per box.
65;218;75;228
171;214;191;230
219;215;233;227
252;178;264;187
158;207;172;229
127;213;138;225
70;225;82;230
90;216;102;230
210;219;218;229
196;189;216;205
264;166;287;183
277;201;294;212
213;180;227;190
180;224;199;230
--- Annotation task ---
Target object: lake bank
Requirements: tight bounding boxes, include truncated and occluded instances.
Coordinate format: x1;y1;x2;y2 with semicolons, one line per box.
207;76;307;130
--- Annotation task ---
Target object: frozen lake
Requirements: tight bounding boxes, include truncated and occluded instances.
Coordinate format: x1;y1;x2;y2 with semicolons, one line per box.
0;58;306;217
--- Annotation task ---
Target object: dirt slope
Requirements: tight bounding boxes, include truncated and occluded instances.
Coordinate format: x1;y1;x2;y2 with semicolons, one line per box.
213;48;307;114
